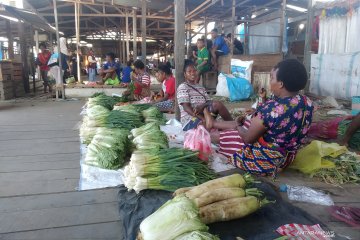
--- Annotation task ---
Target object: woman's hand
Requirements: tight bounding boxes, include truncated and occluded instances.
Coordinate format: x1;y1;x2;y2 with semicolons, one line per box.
235;116;246;126
194;104;206;115
259;88;267;99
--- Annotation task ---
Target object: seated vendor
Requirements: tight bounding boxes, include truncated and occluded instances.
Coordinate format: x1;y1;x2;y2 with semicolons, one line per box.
203;59;313;176
153;64;175;112
120;60;133;87
133;60;151;100
98;52;120;85
210;28;229;71
340;113;360;148
177;60;233;131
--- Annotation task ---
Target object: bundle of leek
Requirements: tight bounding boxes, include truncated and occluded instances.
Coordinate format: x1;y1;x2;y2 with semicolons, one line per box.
124;148;216;193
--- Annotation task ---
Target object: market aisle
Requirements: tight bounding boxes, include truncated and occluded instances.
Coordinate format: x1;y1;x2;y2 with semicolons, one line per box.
0;99;122;240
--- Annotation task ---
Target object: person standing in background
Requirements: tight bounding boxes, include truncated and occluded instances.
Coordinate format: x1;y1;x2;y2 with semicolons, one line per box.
59;37;70;83
195;38;210;75
87;49;97;83
225;33;244;55
210;28;229;71
36;43;52;93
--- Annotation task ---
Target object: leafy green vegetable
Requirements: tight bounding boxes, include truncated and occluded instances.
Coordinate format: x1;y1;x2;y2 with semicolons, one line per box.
130;122;160;138
105;110;144;130
84;128;130;169
139;196;208;240
124;148;216;192
142;107;167;124
88;94;117;110
338;120;360;150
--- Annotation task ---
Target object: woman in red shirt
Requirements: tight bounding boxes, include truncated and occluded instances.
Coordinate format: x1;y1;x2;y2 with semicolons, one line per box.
153;64;175;112
36;43;52;93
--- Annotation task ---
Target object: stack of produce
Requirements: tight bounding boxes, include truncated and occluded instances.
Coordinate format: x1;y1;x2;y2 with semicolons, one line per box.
138;196;219;240
80;105;110;144
84;128;130;169
124;148;216;193
174;174;270;224
87;93;117;110
130;122;169;150
142;107;167;124
311;153;360;185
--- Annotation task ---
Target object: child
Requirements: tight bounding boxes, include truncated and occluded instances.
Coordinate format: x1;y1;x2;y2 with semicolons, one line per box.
120;60;132;87
195;38;210;75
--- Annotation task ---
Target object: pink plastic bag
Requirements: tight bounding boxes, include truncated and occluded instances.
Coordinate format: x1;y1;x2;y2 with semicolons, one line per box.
184;125;212;161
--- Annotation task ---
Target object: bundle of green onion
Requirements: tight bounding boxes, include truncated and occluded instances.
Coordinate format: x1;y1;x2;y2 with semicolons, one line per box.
88;93;117;110
124;148;216;193
129;122;169;150
86;105;110;124
105;110;144;130
142;107;167;125
84;128;130;169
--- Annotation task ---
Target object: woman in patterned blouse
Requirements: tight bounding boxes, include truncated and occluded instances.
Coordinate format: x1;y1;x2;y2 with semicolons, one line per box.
204;59;314;176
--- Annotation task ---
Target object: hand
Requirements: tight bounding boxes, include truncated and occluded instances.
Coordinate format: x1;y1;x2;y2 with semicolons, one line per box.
235;116;246;126
194;105;205;116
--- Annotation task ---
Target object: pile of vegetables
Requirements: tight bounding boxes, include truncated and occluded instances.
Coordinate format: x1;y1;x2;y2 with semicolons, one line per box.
130;123;169;150
138;196;219;240
142;107;167;124
124;148;216;193
338;120;360;150
88;93;117;110
84;128;130;169
310;153;360;186
174;174;271;224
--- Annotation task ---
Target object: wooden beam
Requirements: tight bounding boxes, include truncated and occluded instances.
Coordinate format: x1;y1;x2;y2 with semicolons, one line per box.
5;20;14;59
230;0;235;55
187;0;219;20
83;4;119;27
53;0;65;100
304;0;314;79
133;9;137;60
204;17;208;47
125;11;130;62
141;0;146;61
35;29;40;92
174;0;185;120
75;2;81;83
40;13;172;19
185;0;211;18
18;22;30;93
279;0;286;54
38;3;73;12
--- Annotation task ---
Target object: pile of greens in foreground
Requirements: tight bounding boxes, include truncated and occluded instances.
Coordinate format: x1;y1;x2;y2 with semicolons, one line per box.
124;147;216;193
138;196;219;240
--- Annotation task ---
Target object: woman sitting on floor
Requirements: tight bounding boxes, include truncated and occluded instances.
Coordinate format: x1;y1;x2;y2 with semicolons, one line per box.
153;64;176;112
133;60;151;100
203;59;314;176
177;60;233;131
98;52;120;85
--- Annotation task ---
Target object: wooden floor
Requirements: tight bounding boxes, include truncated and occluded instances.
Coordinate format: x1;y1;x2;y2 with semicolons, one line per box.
0;99;122;240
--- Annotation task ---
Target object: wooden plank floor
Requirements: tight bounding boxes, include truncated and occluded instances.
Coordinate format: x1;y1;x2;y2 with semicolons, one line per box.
0;99;122;240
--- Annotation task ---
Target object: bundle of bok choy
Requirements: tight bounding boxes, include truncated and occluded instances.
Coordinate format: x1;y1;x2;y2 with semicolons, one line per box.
138;195;218;240
173;174;273;224
124;148;216;192
84;128;130;169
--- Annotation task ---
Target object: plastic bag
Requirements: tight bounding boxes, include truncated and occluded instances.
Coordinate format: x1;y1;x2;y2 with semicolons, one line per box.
230;59;253;81
226;76;253;102
215;73;230;97
290;140;347;174
285;185;334;206
184;125;212;161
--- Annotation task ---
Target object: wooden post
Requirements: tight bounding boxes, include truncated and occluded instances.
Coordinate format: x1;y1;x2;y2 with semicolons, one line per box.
186;21;191;58
53;0;64;100
18;23;30;93
244;22;249;55
204;17;207;47
174;0;186;120
35;29;40;92
122;30;126;64
141;0;147;61
118;29;122;63
304;0;314;76
6;20;14;59
75;2;81;83
125;11;130;62
133;9;137;60
279;0;286;55
230;0;236;55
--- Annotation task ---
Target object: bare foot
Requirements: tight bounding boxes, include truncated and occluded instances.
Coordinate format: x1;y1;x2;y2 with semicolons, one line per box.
204;108;213;130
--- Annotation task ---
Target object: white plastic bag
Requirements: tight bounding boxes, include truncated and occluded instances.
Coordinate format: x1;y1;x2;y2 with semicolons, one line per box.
215;73;230;97
230;59;253;81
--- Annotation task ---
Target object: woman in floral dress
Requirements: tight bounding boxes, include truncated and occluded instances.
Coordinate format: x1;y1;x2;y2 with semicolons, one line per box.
204;59;314;176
